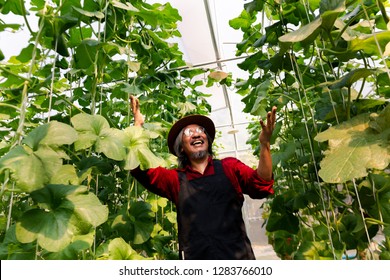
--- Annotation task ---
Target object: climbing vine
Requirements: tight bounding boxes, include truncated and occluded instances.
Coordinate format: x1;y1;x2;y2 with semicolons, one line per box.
1;0;389;260
231;0;390;259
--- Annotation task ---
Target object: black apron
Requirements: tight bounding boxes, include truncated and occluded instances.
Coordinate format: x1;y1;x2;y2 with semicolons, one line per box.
177;160;255;260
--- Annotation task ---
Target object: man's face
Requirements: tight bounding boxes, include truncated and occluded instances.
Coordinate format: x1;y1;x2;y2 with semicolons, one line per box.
181;124;209;159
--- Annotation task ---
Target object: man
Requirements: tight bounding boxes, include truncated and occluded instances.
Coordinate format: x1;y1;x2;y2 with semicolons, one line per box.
130;96;276;260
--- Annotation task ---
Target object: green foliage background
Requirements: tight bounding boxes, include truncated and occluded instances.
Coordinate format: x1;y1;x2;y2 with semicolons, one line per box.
231;0;390;259
0;0;389;260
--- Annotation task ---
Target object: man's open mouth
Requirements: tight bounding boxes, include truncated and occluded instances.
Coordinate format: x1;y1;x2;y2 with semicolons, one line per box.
191;140;204;146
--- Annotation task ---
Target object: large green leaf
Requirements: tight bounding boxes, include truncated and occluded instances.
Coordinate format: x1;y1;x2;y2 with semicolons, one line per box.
1;0;25;15
0;146;48;192
43;231;95;260
0;224;37;260
294;241;339;260
50;164;80;185
279;0;345;45
266;193;300;234
0;145;67;192
15;208;76;252
123;126;166;170
107;238;147;260
0;121;79;191
329;69;377;90
137;147;166;170
112;200;154;245
15;184;108;252
71;113;126;161
314;106;390;183
279;16;322;44
272;141;298;167
61;187;109;227
266;211;299;234
95;128;127;161
22;121;78;149
349;31;390;57
74;39;99;69
71;113;109;139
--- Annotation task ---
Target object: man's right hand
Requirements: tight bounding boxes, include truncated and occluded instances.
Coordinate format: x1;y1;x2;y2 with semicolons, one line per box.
130;95;144;127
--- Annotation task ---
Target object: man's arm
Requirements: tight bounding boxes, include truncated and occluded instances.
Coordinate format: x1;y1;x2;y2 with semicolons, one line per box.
257;106;277;181
130;95;144;127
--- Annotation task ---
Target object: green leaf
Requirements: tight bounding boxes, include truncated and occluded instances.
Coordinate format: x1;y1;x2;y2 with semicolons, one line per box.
279;17;322;44
279;1;345;45
15;44;35;63
314;107;390;183
241;77;272;116
74;39;99;69
107;238;147;260
165;211;177;225
266;211;299;234
123;126;165;170
349;31;390;56
372;187;390;224
329;69;377;90
33;146;66;181
0;146;60;192
270;230;299;257
112;201;154;245
22;121;78;150
68;26;93;48
148;196;168;213
50;164;79;185
1;0;25;15
123;148;140;170
62;186;109;227
71;113;126;160
272;142;298;167
319;0;345;31
16;184;108;252
369;104;390;133
111;1;139;12
73;6;105;19
95;128;126;161
294;241;336;260
71;113;109;133
229;10;254;30
177;101;197;116
250;79;271;115
0;224;36;260
15;209;76;252
44;231;95;260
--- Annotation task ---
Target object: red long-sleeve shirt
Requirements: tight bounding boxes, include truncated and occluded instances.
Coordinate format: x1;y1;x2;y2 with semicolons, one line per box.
130;156;274;205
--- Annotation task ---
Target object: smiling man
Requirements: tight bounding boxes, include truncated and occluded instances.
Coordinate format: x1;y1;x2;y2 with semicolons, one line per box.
130;97;276;260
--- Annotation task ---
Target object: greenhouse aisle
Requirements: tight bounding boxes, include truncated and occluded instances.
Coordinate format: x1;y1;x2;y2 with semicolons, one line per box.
253;245;279;260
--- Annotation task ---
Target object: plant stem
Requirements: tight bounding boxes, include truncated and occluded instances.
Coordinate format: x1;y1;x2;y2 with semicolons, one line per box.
346;87;351;120
377;0;389;24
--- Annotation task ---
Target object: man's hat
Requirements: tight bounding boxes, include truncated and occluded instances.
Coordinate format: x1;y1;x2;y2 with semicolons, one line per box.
167;114;216;156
